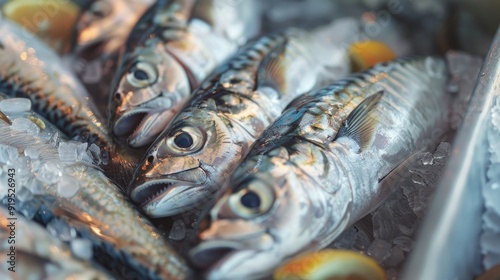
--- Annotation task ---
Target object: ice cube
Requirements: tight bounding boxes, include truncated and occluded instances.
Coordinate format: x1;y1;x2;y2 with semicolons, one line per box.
17;187;33;202
14;156;31;178
367;238;392;263
483;208;500;232
330;227;357;249
86;143;101;165
169;220;186;241
433;142;451;159
26;177;46;195
386;268;399;280
58;142;79;163
45;264;61;276
18;200;39;220
480;230;500;255
0;144;19;164
484;181;500;214
11;118;40;135
483;251;500;270
421;152;434;165
48;132;61;148
0;98;32;113
393;235;414;252
57;175;80;198
486;163;500;182
24;148;40;160
372;205;399;241
353;229;372;251
383;246;405;267
37;160;62;185
71;238;93;260
46;218;76;242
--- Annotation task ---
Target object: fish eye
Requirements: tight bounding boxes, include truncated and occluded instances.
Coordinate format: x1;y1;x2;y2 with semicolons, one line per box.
229;179;275;219
165;126;205;155
126;61;158;88
174;132;193;148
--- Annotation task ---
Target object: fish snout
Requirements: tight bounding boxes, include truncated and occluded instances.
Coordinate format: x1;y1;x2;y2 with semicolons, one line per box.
189;241;240;270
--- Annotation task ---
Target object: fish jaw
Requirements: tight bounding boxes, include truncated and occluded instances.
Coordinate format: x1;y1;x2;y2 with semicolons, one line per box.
130;163;210;217
131;178;209;217
113;107;178;147
189;220;279;280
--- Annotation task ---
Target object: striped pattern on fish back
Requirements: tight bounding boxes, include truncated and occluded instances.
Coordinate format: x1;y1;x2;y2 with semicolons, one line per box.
248;57;446;157
187;32;289;107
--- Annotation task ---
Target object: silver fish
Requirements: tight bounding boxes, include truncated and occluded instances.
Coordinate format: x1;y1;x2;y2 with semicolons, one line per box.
72;0;155;59
69;0;156;116
129;22;351;218
188;57;452;279
0;113;191;279
0;18;110;150
0;207;112;280
110;0;260;148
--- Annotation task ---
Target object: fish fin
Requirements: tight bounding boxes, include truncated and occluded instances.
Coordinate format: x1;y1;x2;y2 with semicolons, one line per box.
256;38;290;93
335;90;384;150
0;111;12;125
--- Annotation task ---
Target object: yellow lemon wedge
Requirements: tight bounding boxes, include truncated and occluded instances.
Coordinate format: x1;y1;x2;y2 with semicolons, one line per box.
274;249;386;280
3;0;80;54
349;41;397;72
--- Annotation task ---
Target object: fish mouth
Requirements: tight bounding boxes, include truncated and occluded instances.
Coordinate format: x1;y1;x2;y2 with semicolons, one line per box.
189;241;242;270
131;179;204;217
113;108;177;147
113;109;149;139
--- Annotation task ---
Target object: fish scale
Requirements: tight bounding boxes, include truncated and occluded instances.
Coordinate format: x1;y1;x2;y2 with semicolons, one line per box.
130;22;352;219
0;18;111;149
189;57;452;279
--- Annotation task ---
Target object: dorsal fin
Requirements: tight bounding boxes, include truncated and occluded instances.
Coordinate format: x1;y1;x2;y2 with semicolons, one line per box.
256;38;290;94
335;90;384;150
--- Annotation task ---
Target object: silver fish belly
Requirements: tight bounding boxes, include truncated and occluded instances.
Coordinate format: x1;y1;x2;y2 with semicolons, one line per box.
0;18;110;150
189;57;452;279
129;23;351;218
109;0;260;148
0;113;190;279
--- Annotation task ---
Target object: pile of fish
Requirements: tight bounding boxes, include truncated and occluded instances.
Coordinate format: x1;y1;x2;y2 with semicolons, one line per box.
0;0;496;279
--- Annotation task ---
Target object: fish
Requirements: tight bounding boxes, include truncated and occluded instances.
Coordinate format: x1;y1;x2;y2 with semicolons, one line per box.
0;111;191;279
188;57;453;279
129;20;353;218
68;0;156;116
0;18;111;151
0;207;112;280
109;0;261;148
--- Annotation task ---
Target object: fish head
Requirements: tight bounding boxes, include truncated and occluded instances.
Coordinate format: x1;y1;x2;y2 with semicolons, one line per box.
189;151;325;279
73;0;153;59
111;40;191;147
130;102;242;217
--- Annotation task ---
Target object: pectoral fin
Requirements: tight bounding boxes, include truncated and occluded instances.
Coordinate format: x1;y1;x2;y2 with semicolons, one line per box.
335;90;384;150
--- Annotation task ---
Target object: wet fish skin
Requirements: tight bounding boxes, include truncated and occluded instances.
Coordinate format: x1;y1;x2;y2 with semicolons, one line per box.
0;207;112;280
72;0;155;60
110;0;260;148
129;22;351;218
189;57;452;279
0;18;111;150
0;117;191;279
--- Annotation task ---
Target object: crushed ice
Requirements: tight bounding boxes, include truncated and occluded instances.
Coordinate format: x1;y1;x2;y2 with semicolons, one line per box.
329;142;451;275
